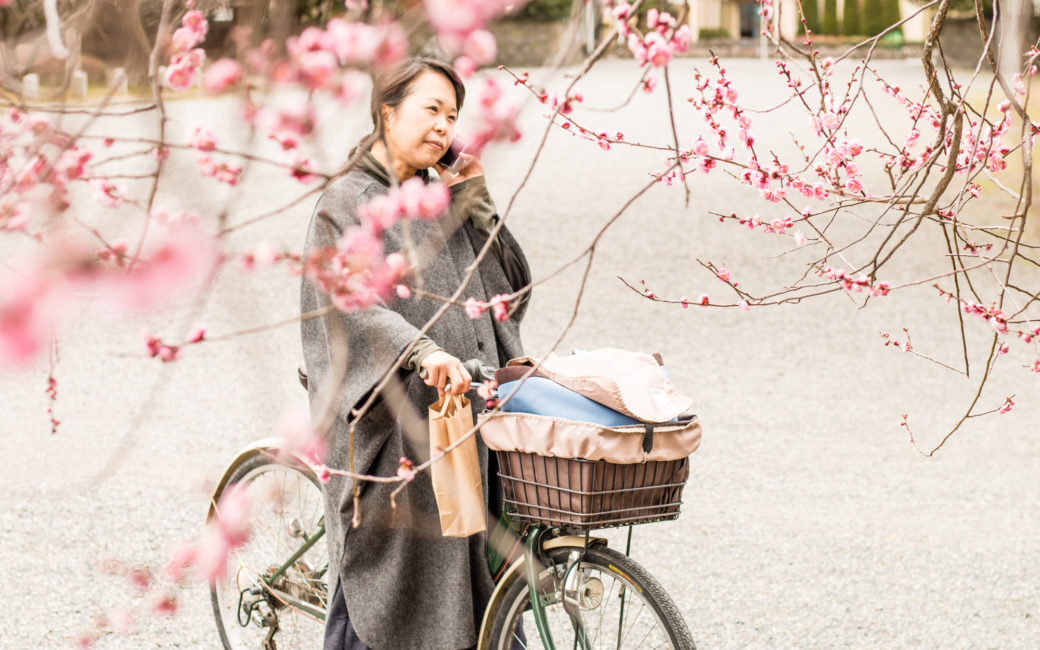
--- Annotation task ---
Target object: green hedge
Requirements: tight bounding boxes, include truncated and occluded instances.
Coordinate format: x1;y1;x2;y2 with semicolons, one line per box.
511;0;574;22
697;28;731;40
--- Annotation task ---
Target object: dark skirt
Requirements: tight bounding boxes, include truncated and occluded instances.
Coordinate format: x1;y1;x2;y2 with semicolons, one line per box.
324;581;371;650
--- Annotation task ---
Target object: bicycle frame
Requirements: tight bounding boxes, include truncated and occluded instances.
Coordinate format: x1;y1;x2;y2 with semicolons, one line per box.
212;439;611;648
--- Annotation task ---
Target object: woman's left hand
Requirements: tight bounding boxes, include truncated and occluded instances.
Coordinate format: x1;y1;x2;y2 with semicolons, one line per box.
436;153;483;188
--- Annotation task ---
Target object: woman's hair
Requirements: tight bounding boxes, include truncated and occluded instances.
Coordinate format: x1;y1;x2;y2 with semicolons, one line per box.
370;57;466;136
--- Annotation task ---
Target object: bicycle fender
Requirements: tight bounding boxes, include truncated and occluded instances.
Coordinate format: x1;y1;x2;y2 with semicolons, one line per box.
206;436;315;522
476;535;607;650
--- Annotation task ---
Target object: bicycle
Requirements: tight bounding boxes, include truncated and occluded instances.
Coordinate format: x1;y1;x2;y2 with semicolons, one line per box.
208;360;697;649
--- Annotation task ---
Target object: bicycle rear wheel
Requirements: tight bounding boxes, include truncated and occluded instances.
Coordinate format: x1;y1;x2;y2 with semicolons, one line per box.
486;544;695;650
210;452;328;649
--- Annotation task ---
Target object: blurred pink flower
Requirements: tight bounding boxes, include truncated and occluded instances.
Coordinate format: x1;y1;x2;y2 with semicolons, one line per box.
275;407;327;465
464;297;484;319
189;126;217;152
463;29;497;66
203;59;243;92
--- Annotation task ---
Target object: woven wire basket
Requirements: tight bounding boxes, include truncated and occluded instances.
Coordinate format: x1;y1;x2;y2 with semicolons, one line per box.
496;450;689;531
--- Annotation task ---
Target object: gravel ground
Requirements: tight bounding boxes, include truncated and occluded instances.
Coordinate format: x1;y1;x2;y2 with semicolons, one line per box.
1;57;1038;648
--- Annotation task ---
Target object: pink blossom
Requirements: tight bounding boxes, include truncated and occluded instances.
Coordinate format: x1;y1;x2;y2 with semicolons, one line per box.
464;297;484;319
453;55;476;79
275;407;327;465
718;268;731;282
477;380;497;400
89;179;125;207
198;482;253;584
671;25;691;53
149;592;179;617
489;294;510;321
397;456;417;481
164;541;197;583
104;222;220;312
298;50;339;90
627;33;648;66
845;178;863;194
644;33;672;67
396;284;411;299
794;231;807;245
203;58;243;92
317;465;331;484
739;300;750;312
691;137;709;156
338;226;385;272
0;272;58;365
165;57;198;91
251;241;280;267
463;29;497;66
0;201;31;231
189;126;217;152
458;79;521;155
172;26;203;53
697;294;709;305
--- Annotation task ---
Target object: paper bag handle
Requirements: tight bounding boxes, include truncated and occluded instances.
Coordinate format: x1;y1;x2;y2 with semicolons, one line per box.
439;393;456;416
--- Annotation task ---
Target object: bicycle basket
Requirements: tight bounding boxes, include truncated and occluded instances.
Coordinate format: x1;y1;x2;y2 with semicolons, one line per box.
480;410;699;531
495;451;689;530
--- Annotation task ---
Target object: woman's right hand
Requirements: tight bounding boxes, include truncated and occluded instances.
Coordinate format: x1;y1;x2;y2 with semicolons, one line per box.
420;350;472;397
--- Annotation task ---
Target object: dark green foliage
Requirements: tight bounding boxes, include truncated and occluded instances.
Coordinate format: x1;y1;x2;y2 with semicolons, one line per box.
697;28;732;40
513;0;575;22
882;0;902;35
862;0;885;35
842;0;861;35
823;0;839;34
800;0;821;34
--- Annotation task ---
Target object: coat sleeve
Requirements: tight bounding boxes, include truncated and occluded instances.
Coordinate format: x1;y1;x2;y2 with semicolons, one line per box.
300;178;433;418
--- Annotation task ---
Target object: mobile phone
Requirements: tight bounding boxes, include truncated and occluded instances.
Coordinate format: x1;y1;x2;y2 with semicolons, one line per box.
437;139;468;175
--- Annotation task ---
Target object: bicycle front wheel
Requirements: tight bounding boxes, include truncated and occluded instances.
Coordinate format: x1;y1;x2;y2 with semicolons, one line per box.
210;452;328;650
486;544;694;650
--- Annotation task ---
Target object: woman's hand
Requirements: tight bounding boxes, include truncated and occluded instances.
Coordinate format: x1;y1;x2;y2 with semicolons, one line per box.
420;350;472;397
436;152;483;188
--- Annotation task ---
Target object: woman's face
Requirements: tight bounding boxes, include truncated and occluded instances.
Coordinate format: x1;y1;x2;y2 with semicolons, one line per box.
382;70;458;173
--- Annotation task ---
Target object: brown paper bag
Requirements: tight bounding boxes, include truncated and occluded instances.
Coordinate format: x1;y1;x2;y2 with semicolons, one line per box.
428;394;486;537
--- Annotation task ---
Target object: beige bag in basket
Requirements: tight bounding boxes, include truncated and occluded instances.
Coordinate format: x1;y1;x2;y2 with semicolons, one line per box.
428;394;486;537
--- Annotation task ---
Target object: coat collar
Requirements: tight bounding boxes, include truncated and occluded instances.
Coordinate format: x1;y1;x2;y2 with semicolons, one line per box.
350;145;430;187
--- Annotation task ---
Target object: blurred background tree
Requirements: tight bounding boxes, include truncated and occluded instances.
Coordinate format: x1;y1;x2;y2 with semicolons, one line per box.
823;0;839;34
801;0;821;34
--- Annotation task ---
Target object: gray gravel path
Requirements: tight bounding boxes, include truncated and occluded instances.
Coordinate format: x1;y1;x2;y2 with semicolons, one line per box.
1;57;1038;648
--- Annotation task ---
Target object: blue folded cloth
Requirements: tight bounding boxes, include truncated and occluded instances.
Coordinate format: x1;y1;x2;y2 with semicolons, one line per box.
495;376;642;426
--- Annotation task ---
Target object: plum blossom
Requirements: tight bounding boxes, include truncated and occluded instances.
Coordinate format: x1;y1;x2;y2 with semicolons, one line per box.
203;58;243;92
462;29;497;66
105;221;220;312
197;482;252;584
489;294;510;321
397;456;416;481
275;407;327;465
89;179;125;207
457;78;521;154
464;297;483;319
189;126;217;152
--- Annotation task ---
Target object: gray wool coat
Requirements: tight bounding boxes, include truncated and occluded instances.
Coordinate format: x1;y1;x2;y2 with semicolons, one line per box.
300;154;529;650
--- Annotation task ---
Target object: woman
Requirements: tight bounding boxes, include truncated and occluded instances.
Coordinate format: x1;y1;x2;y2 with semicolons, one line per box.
300;57;531;650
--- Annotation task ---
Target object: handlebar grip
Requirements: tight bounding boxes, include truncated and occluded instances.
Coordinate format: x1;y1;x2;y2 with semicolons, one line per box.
463;358;496;383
